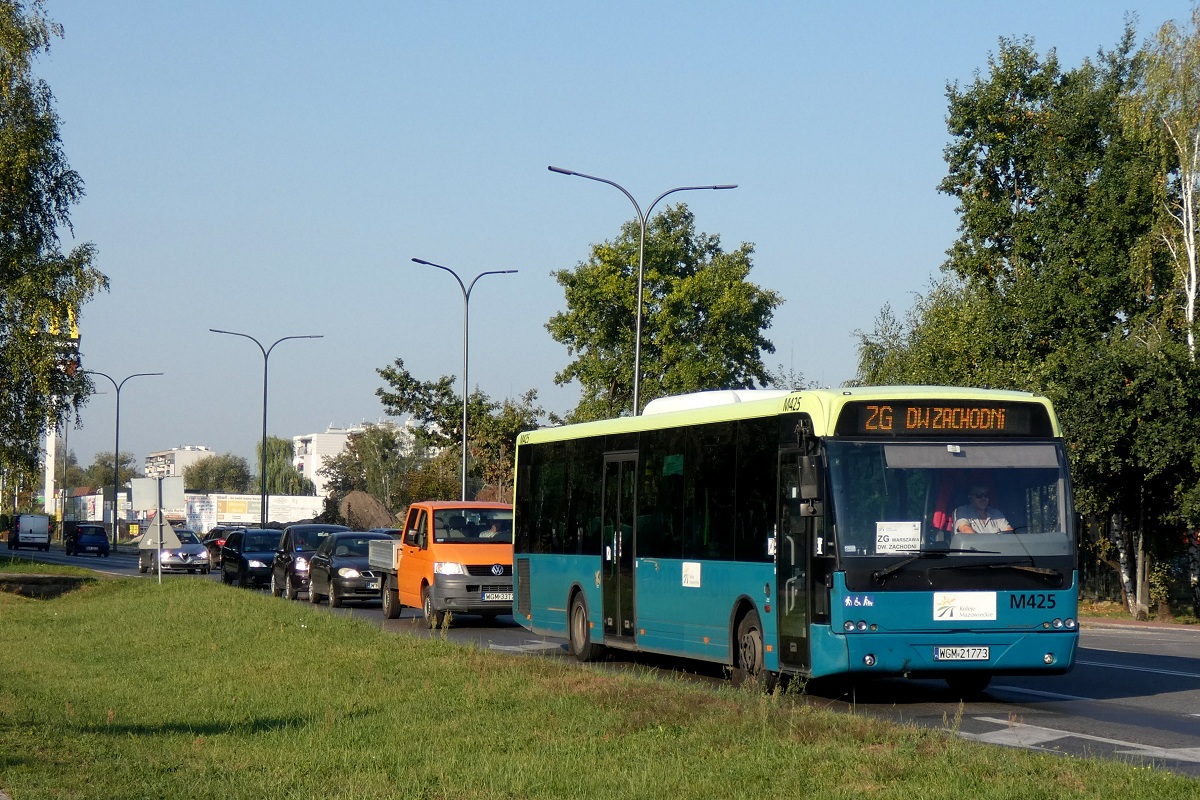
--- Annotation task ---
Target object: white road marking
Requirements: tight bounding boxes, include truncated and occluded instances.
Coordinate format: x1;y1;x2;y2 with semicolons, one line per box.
489;642;565;653
1075;659;1200;680
966;717;1200;764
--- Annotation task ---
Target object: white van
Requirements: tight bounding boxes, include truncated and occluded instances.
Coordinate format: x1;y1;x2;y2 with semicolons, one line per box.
7;513;51;552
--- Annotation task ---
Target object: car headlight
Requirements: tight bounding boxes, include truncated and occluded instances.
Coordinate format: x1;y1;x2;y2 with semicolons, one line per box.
295;557;309;572
248;559;268;569
159;551;171;562
433;562;466;575
196;552;209;561
337;567;361;579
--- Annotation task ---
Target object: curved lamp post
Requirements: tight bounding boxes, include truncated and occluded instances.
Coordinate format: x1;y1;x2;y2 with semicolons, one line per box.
84;370;163;547
548;166;736;415
411;258;517;501
209;329;322;529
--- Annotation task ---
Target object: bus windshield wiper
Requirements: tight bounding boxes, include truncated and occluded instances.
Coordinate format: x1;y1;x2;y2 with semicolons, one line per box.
931;559;1064;586
871;548;992;585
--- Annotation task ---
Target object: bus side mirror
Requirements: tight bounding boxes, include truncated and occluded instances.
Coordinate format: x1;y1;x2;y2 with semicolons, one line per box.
799;456;823;501
798;456;824;518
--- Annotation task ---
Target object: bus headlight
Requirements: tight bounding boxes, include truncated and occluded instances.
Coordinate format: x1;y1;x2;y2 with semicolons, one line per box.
863;654;876;667
1043;653;1055;665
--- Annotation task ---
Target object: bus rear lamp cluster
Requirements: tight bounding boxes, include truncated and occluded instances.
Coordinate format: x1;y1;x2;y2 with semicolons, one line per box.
842;620;877;633
1041;618;1076;630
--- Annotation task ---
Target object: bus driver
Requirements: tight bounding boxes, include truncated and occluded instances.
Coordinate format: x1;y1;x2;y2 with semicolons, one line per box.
954;485;1014;534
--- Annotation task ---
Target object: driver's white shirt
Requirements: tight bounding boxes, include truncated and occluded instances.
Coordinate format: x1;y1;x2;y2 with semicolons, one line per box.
953;505;1012;533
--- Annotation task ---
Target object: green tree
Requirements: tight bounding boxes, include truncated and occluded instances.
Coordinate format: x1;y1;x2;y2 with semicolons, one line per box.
1128;6;1200;359
78;451;140;493
375;358;550;499
857;30;1197;617
547;204;782;421
183;453;252;493
0;1;107;474
255;436;314;496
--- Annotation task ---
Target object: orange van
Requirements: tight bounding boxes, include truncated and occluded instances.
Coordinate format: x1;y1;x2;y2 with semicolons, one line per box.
370;500;513;626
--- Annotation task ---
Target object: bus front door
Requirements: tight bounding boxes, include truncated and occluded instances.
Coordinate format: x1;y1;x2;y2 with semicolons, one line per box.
602;452;637;644
776;449;811;673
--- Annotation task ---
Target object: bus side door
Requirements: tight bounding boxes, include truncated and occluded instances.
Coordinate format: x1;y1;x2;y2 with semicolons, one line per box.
776;449;811;672
602;452;637;643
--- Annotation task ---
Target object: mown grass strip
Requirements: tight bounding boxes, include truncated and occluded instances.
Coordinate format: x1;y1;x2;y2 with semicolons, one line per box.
0;577;1195;799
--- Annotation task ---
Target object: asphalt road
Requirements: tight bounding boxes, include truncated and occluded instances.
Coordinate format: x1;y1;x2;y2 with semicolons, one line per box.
14;545;1200;777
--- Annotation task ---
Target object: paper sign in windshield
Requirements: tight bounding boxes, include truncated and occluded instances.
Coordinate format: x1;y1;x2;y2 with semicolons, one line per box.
876;521;921;554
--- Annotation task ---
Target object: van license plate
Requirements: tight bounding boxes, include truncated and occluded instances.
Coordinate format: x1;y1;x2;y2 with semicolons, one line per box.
366;581;380;590
482;591;513;602
934;646;989;661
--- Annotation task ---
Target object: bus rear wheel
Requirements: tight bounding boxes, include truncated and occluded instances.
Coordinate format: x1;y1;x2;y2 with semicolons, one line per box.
569;593;601;662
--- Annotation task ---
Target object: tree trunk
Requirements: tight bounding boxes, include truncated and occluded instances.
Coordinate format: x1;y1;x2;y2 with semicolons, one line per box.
1110;512;1140;618
1189;530;1200;618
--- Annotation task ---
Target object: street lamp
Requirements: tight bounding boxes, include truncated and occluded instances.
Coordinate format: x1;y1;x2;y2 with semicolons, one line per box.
548;166;736;415
84;370;163;547
411;258;517;501
209;330;322;529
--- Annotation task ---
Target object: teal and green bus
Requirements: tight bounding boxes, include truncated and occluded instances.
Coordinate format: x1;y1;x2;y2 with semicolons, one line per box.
512;387;1077;692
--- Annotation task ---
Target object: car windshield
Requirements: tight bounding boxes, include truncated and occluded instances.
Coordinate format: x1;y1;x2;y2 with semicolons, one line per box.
431;510;513;544
176;531;199;545
295;529;342;550
825;440;1072;560
245;533;281;551
332;537;380;557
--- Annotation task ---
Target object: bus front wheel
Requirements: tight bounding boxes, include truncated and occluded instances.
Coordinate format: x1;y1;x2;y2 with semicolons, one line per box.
569;593;601;662
734;609;774;690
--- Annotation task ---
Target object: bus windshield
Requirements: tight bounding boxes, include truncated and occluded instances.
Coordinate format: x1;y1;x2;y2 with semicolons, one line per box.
825;440;1072;560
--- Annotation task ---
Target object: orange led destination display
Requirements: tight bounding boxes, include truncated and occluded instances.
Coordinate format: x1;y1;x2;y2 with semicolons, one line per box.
834;400;1052;437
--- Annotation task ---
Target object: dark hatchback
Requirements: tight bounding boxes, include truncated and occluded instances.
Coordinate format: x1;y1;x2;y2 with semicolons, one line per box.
308;531;392;607
65;524;110;557
270;523;349;600
221;528;282;588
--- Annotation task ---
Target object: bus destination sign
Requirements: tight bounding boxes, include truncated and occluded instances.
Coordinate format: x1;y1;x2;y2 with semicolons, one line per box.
834;400;1053;438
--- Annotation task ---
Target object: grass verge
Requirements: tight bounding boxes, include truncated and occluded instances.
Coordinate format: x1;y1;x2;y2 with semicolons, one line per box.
0;578;1196;799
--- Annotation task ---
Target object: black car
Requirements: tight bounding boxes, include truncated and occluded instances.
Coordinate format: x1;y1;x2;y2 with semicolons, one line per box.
308;531;392;607
203;526;241;567
270;523;349;600
221;528;282;588
64;523;110;557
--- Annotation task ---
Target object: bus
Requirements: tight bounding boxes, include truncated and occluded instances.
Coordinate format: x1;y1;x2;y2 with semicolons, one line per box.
512;386;1078;692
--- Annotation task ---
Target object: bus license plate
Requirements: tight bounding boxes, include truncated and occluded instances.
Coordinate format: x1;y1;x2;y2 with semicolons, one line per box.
934;646;989;661
482;591;513;602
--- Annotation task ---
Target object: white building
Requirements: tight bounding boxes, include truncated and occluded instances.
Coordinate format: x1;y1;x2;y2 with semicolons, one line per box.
144;446;213;479
293;421;421;498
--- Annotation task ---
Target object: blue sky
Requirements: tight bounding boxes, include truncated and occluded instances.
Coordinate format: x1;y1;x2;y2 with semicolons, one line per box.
40;1;1189;467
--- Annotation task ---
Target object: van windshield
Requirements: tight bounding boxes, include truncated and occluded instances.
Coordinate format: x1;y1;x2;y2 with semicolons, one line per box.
431;510;513;544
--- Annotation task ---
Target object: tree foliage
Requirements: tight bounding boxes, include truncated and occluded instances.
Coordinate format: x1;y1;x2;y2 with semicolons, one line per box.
375;358;549;500
856;29;1200;614
255;436;315;496
75;451;140;493
547;204;782;421
184;453;252;493
0;1;107;473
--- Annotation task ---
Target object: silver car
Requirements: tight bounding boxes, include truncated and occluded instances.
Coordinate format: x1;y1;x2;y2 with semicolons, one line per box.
138;529;211;575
